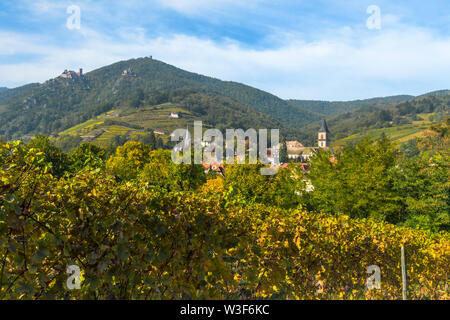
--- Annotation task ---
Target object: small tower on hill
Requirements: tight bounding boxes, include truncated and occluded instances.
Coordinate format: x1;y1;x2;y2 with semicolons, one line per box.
318;119;330;148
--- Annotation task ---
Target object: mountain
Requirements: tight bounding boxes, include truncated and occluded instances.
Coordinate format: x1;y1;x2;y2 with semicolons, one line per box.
1;57;448;148
287;95;415;117
418;89;450;98
0;57;318;141
298;91;450;146
0;83;40;104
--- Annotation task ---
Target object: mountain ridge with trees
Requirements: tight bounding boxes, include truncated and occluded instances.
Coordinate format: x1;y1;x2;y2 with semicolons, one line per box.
0;57;318;141
0;57;448;149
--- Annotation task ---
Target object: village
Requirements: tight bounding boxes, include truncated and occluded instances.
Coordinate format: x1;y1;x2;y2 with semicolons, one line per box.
197;119;332;175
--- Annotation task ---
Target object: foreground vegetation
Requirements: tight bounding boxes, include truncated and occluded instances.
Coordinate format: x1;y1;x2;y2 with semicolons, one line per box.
0;120;448;300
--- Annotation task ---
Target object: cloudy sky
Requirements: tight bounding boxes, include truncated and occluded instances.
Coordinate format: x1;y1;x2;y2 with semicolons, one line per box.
0;0;449;100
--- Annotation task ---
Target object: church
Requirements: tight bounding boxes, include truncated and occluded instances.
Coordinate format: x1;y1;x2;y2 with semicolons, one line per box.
287;119;330;162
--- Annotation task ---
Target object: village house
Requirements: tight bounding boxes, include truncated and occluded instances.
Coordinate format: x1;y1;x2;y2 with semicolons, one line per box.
286;140;304;149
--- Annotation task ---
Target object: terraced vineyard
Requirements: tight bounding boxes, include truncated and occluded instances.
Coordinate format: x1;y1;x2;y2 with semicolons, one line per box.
58;103;201;146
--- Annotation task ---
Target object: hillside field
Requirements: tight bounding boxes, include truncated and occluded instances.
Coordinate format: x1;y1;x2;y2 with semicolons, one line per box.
58;103;202;146
333;114;436;146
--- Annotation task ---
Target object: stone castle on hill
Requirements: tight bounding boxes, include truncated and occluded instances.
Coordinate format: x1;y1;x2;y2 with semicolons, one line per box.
59;68;83;79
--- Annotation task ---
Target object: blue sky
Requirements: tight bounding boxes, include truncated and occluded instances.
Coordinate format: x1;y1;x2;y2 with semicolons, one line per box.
0;0;449;100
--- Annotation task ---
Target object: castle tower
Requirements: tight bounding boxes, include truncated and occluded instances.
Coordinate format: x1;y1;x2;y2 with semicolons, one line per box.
78;68;83;76
318;119;330;148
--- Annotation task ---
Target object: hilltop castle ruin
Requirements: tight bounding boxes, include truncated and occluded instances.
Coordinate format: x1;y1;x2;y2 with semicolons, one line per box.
59;68;83;79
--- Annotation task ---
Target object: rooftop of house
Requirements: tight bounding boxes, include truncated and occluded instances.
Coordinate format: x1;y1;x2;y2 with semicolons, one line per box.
286;140;304;148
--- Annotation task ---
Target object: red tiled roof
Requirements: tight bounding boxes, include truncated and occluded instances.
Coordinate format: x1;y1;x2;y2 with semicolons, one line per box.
202;163;224;172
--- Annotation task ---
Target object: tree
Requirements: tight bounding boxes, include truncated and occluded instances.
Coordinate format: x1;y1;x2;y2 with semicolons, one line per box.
141;149;205;191
27;135;70;178
110;134;129;148
223;162;301;208
393;118;450;231
106;141;152;180
52;135;83;152
70;143;107;172
279;136;289;164
304;137;405;223
135;132;157;149
393;154;449;232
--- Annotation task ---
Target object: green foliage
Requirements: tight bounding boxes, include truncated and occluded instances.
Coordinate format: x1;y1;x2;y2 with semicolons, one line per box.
0;83;39;104
399;138;421;158
393;119;450;232
0;141;448;300
0;133;449;300
105;141;205;191
288;95;413;116
52;135;83;153
70;143;107;172
141;149;206;192
27;135;71;178
303;137;404;223
279;136;289;164
106;141;153;180
223;162;302;209
393;154;449;232
303;128;449;232
133;131;163;149
298;94;450;146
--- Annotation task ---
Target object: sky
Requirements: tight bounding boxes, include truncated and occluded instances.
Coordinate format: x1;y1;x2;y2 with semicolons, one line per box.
0;0;449;100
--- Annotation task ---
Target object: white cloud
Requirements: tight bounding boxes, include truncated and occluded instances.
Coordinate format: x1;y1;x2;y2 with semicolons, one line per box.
1;20;449;100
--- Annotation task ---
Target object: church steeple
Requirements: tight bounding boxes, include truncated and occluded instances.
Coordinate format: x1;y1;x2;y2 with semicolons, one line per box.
318;119;330;148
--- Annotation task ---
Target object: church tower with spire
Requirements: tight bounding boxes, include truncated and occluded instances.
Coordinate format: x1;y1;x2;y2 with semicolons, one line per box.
318;119;330;148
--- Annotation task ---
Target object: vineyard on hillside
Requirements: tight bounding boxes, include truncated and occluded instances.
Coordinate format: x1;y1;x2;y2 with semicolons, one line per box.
0;138;448;300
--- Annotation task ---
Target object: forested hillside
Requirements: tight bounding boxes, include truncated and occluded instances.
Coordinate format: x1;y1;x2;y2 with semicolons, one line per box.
287;95;414;116
0;83;39;104
298;93;450;145
0;58;317;141
52;92;295;151
1;57;448;150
